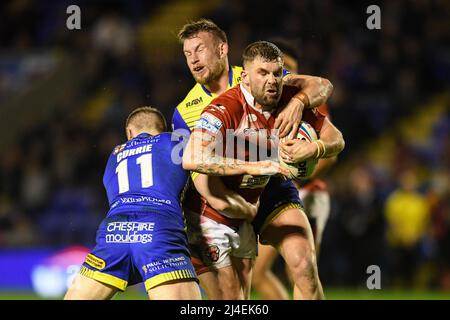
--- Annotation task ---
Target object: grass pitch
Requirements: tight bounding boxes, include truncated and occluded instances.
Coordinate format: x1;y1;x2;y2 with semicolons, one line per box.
1;287;450;300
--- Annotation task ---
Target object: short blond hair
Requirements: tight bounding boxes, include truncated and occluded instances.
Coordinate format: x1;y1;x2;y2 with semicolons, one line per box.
178;19;227;44
125;106;167;134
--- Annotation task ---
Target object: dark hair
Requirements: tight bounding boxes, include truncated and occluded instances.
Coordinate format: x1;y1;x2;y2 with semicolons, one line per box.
242;41;283;67
178;19;227;43
125;106;167;132
267;37;300;62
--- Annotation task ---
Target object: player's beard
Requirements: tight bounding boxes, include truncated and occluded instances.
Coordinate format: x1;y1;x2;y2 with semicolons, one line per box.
193;60;225;86
252;85;282;110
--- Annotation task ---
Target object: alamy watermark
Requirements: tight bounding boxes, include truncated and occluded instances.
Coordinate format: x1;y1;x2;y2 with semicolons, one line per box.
366;265;381;290
66;5;380;31
366;5;381;30
169;128;279;165
66;5;81;30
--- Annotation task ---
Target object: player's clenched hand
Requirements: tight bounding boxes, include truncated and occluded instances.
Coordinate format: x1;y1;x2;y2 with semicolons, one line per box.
246;160;290;177
217;194;258;222
279;139;317;163
274;97;304;139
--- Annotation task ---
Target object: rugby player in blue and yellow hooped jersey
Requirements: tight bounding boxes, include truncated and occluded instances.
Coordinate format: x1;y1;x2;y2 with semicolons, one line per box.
172;19;334;300
65;107;201;300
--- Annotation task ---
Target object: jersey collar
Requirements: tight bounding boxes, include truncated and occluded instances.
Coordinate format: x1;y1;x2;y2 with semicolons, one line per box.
240;83;255;108
200;66;233;97
136;132;152;139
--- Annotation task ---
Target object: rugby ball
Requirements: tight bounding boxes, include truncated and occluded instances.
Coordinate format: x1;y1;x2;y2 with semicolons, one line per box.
279;121;318;180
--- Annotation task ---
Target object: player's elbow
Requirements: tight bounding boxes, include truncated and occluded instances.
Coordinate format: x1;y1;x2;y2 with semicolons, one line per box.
182;161;193;171
207;197;230;212
182;153;196;171
336;131;345;154
322;128;345;157
320;77;333;97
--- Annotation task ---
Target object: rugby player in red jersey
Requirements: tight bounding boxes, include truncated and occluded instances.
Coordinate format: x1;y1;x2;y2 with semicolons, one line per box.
252;38;339;300
182;41;344;299
173;19;335;300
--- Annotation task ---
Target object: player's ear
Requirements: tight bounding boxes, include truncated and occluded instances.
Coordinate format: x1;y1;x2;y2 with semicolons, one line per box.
241;69;250;86
219;42;228;58
126;127;133;140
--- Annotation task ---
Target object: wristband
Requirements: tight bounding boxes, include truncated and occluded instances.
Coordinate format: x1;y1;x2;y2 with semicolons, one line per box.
313;141;322;159
294;92;310;108
316;139;326;158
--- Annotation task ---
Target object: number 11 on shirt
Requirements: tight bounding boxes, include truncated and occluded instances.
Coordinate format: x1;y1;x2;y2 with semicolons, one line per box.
115;153;153;194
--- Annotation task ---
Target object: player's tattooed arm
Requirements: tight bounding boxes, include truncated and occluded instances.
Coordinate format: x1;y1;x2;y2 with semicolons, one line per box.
195;162;243;176
182;131;247;175
182;130;289;176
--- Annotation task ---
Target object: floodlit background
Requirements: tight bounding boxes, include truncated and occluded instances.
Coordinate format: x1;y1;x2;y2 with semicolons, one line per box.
0;0;449;299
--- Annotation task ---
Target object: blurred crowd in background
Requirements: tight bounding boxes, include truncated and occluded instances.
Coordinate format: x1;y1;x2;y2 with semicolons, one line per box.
0;0;449;291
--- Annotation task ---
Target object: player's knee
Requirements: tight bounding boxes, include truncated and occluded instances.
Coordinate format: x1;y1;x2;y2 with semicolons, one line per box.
292;257;316;286
287;248;318;281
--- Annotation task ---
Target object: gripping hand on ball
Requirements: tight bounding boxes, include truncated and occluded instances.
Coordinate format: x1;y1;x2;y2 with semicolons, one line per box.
279;139;317;163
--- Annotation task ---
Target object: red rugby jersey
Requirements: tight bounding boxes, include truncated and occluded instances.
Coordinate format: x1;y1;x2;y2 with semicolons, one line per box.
184;84;325;225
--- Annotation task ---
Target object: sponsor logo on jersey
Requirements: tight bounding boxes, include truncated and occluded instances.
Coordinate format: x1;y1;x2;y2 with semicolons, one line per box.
107;221;155;232
142;256;188;273
242;128;278;141
243;128;260;136
195;113;223;134
111;196;172;210
204;245;220;263
85;253;106;269
105;222;155;244
113;144;126;155
186;96;203;107
239;174;271;189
